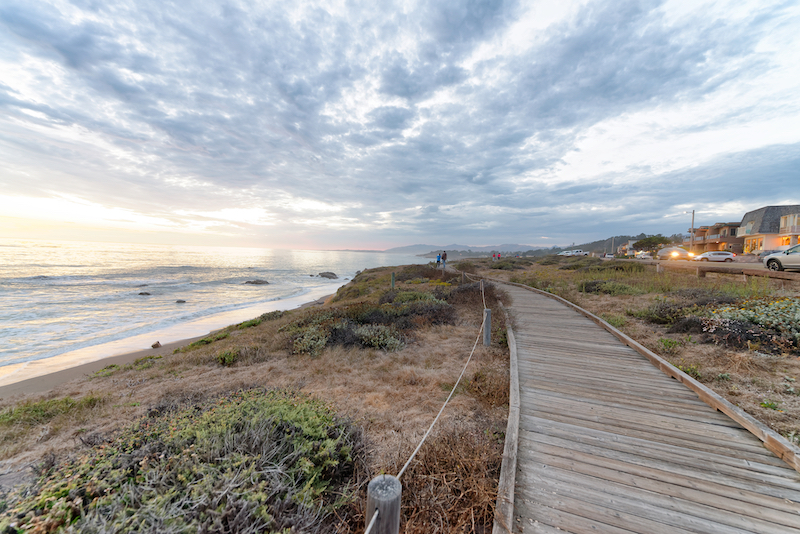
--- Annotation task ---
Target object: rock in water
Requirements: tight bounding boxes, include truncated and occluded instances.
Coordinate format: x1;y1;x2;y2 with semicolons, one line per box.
139;292;151;295
244;279;269;285
176;300;186;303
318;272;338;279
151;341;161;348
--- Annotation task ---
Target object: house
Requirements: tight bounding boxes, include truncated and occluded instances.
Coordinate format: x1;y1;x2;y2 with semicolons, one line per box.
684;222;744;254
617;240;638;256
737;205;800;254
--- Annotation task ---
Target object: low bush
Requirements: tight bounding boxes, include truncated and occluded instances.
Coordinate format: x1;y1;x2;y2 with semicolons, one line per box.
175;331;230;353
578;280;642;295
0;389;365;533
628;299;686;325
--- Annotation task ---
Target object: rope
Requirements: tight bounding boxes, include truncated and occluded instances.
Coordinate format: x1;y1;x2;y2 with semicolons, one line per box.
396;280;488;479
364;509;379;534
364;274;488;533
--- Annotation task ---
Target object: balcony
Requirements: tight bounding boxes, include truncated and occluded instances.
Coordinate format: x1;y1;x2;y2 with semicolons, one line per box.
780;225;800;234
706;234;720;240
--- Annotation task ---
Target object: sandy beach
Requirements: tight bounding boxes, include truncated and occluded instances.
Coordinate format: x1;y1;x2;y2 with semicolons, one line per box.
0;294;331;399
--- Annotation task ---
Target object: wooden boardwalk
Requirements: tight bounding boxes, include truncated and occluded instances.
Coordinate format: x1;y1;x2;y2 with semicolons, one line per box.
501;283;800;534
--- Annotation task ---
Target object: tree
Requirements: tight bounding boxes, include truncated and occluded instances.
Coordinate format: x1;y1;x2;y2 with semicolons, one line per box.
633;235;672;251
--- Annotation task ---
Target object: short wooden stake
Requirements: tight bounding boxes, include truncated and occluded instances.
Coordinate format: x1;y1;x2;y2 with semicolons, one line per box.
484;309;491;346
366;475;401;534
656;264;663;274
696;268;706;278
462;272;466;284
742;274;748;283
391;272;395;289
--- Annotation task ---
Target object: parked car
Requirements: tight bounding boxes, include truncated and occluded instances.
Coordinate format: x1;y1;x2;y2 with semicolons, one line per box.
656;247;693;260
762;244;800;271
692;251;736;262
635;252;653;260
571;250;589;256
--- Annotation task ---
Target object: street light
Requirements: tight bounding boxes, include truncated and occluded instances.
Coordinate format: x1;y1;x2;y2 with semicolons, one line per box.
684;210;695;253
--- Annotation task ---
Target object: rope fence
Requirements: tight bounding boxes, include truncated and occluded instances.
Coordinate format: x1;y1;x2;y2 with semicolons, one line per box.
363;273;492;534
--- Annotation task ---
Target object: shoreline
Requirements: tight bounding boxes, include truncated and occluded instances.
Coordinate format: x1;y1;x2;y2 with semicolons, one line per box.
0;294;331;400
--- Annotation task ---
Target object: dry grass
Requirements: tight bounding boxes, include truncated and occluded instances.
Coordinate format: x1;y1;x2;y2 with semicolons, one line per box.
0;266;510;532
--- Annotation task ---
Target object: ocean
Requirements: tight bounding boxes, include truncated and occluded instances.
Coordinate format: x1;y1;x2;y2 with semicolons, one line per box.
0;239;426;385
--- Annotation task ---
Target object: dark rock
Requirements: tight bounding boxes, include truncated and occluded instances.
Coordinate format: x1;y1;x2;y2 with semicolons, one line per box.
244;279;269;285
176;300;186;303
151;341;161;348
139;292;151;295
318;272;338;279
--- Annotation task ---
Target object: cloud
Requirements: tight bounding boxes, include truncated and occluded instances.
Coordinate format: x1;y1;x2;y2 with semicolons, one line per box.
0;0;798;248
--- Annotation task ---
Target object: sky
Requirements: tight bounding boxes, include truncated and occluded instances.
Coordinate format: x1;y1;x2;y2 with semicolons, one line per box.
1;0;799;250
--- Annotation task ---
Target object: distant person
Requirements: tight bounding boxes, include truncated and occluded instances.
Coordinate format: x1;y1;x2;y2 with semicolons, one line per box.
436;253;441;267
497;253;501;260
441;251;447;270
492;253;496;261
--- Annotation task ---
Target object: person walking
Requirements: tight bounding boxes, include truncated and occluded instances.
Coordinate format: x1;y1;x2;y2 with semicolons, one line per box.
441;251;447;270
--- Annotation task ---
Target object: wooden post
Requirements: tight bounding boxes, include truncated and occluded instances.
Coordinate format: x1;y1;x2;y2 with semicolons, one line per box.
391;272;395;290
656;264;663;274
366;475;401;534
462;271;466;284
742;274;748;283
696;268;706;278
484;309;491;346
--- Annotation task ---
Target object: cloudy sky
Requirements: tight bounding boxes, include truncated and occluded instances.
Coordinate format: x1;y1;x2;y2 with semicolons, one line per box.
1;0;798;250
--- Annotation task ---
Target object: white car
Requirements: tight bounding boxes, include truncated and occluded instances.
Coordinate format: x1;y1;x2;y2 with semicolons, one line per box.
692;251;736;262
763;244;800;271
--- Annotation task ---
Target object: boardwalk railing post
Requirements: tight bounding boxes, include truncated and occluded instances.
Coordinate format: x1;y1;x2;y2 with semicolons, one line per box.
462;271;466;284
484;309;491;346
391;272;395;290
366;475;401;534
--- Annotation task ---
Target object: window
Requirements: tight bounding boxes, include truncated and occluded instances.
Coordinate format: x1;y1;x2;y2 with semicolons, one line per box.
781;236;792;246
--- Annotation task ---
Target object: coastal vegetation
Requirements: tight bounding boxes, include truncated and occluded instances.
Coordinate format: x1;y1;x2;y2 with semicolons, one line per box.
0;264;509;532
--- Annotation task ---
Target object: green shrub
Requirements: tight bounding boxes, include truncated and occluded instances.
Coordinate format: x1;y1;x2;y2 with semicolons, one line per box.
658;337;683;354
601;314;626;328
238;318;262;329
578;280;642;295
175;331;230;353
292;325;329;356
259;310;286;321
216;350;238;366
0;390;363;533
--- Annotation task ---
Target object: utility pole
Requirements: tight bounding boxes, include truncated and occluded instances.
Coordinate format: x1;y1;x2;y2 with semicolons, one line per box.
690;210;695;253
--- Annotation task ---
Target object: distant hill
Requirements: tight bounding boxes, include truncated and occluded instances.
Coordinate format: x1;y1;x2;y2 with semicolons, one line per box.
384;243;541;255
383;234;679;257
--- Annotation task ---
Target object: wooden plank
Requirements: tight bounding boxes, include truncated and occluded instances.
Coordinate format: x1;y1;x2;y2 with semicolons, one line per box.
520;410;784;462
519;418;800;494
520;386;742;427
519;437;800;521
522;390;762;443
516;470;790;534
514;499;641;534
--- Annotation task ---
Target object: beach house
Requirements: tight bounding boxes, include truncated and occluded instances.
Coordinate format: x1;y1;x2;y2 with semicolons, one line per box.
737;205;800;254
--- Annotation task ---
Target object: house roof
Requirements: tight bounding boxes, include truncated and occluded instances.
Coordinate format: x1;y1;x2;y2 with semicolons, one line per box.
740;205;800;234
